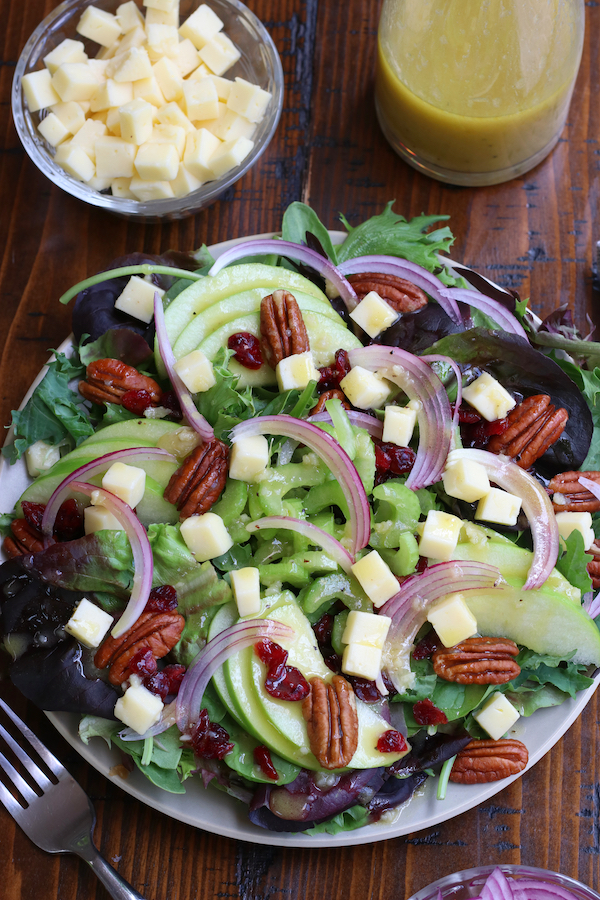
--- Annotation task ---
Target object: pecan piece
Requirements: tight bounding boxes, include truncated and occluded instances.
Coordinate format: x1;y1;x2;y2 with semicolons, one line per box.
2;519;45;558
587;539;600;589
94;610;185;685
260;290;310;369
79;358;162;407
302;675;359;769
163;439;228;519
487;394;568;469
549;470;600;513
450;738;528;784
310;388;351;416
432;637;520;684
346;273;428;314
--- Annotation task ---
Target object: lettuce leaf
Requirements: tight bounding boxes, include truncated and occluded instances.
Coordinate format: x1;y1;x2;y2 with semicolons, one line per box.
555;530;592;595
305;804;371;835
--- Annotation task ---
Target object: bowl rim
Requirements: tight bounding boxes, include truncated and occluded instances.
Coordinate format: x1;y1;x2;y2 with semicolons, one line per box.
11;0;284;217
407;865;600;900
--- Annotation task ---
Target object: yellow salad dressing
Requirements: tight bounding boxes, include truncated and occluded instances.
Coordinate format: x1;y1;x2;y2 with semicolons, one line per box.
375;0;584;185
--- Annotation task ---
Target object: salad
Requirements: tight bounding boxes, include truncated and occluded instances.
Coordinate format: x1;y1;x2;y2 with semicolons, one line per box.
1;201;600;839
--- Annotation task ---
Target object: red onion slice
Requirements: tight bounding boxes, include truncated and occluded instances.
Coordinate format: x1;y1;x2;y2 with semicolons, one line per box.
176;619;294;731
247;516;354;572
421;353;463;446
207;239;359;311
578;476;600;503
41;447;175;545
309;410;384;440
230;415;371;554
438;287;528;339
481;868;516;900
348;345;453;489
68;481;153;639
118;699;177;741
153;291;215;442
447;449;559;590
337;255;461;324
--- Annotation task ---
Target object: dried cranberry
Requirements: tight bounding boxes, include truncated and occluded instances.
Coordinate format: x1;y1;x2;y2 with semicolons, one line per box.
121;389;158;415
462;416;509;450
146;584;178;612
313;613;334;646
374;440;416;485
255;638;289;671
349;676;381;703
255;639;310;702
161;390;182;419
415;557;428;574
318;348;351;391
412;629;442;660
228;332;263;370
376;730;408;754
191;708;234;760
253;745;279;780
144;664;186;700
324;653;342;673
412;698;448;726
451;402;482;425
129;649;157;678
54;499;84;541
21;502;45;532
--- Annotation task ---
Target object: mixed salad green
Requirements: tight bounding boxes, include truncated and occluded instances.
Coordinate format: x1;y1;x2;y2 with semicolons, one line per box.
2;201;600;837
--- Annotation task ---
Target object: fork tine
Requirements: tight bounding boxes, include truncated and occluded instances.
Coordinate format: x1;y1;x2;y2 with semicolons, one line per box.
0;720;54;792
0;698;63;779
0;746;40;806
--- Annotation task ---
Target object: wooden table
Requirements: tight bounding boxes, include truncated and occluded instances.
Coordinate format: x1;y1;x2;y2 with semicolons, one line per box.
2;1;600;898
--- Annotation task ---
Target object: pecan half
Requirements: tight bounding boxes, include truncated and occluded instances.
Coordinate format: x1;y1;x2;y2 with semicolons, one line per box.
487;394;568;469
310;388;351;416
79;358;162;407
346;273;428;314
3;519;45;558
587;539;600;589
549;470;600;513
163;439;228;519
94;610;185;685
302;675;359;769
260;290;310;369
432;637;520;684
450;739;528;784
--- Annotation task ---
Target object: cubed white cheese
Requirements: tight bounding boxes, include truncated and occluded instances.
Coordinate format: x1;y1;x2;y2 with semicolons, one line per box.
555;511;596;551
114;680;164;734
341;643;382;681
84;504;123;533
116;1;146;33
152;56;184;102
349;291;398;338
129;177;175;200
51;100;86;134
44;39;88;75
170;162;203;197
115;274;164;323
151;123;186;158
173;349;216;392
54;143;95;182
76;7;122;48
207;75;233;101
24;440;61;477
65;598;113;649
442;457;491;504
475;487;522;527
172;38;201;77
146;24;180;59
90;78;133;112
382;403;418;447
183;76;219;121
462;372;516;422
473;692;520;740
229;435;270;482
179;4;224;50
208;135;254;177
199;33;241;76
119;99;154;145
133;76;166;107
70;118;107;162
22;69;61;111
146;6;179;26
156;101;195;133
426;592;478;647
351;551;399;608
111;176;135;197
230;567;261;617
95;135;136;178
339;366;391;410
101;461;146;508
180;512;233;561
112;47;153;83
135;141;180;180
418;510;462;560
210;108;255;142
227;77;271;123
38;112;70;146
341;610;391;649
144;0;179;12
183;127;220;180
275;351;320;392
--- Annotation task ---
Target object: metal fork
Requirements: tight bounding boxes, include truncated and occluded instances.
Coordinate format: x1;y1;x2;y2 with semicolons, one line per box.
0;696;146;900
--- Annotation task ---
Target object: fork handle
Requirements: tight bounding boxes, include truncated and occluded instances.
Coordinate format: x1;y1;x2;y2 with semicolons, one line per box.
80;844;147;900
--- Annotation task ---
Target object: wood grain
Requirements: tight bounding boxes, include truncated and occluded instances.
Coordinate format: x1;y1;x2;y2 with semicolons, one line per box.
2;1;600;899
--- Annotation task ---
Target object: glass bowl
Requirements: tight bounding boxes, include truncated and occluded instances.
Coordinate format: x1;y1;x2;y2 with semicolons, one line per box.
408;865;600;900
12;0;284;221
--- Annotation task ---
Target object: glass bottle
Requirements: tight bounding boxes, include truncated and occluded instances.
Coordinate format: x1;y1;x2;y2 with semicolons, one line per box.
375;0;585;186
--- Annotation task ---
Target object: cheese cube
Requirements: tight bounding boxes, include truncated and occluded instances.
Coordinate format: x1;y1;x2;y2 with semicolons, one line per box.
146;24;180;58
65;598;113;649
185;62;212;82
207;75;233;101
418;510;462;560
119;99;154;144
442;457;491;503
153;56;184;102
170;163;203;197
341;643;382;681
341;610;391;649
88;175;112;191
473;692;520;741
230;567;261;617
276;351;320;392
51;100;86;134
114;680;164;734
180;512;233;561
111;176;135;197
555;511;596;551
475;487;522;527
199;33;241;76
382;403;418;447
227;77;271;123
102;462;146;508
146;6;179;26
116;1;146;33
90;78;133;112
183;127;220;180
183;77;219;121
70;118;107;162
44;39;88;75
135;141;179;180
462;372;516;422
115;275;164;323
151;123;186;158
38;112;69;146
144;0;179;12
426;592;478;647
95;135;136;178
156;102;195;132
25;440;61;478
84;504;123;533
351;551;399;608
133;76;166;107
179;4;224;50
22;69;61;111
210;109;255;142
76;7;122;48
112;25;146;56
339;366;391;410
229;435;270;482
54;143;95;182
173;38;201;77
173;349;216;392
112;47;153;82
195;100;227;134
349;290;398;338
129;177;175;200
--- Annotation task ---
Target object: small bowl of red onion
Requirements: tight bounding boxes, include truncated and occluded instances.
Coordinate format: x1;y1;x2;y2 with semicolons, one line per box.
407;865;600;900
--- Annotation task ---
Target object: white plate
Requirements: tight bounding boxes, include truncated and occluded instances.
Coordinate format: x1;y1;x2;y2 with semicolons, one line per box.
1;232;598;848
